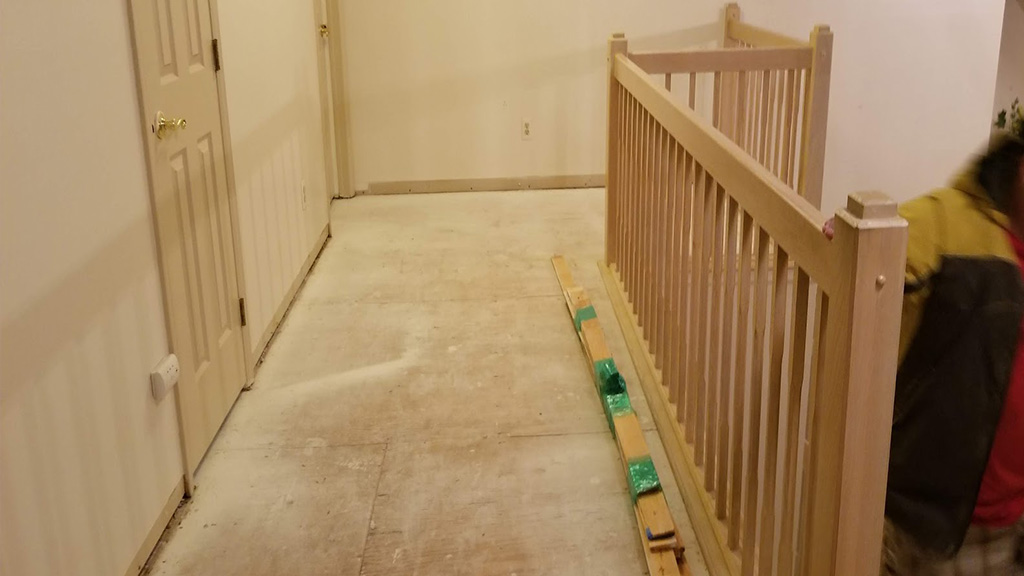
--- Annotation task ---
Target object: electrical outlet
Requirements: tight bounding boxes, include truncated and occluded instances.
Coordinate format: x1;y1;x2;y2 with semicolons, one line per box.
521;118;533;141
301;181;307;210
150;354;180;402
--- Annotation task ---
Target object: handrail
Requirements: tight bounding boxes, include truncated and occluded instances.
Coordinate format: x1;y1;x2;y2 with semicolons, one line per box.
726;19;808;48
628;46;812;75
613;54;834;290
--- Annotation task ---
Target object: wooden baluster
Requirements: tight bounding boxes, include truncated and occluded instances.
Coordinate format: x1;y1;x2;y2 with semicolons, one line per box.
777;69;788;178
626;98;638;301
778;268;811;575
758;247;791;574
649;125;662;358
666;141;682;404
780;70;796;187
632;108;648;310
705;183;727;490
659;127;673;368
741;229;771;576
674;148;694;408
655;126;669;368
765;69;778;174
665;73;672;92
749;70;761;158
686;164;707;441
758;70;771;167
689;72;697;111
736;71;749;154
643;113;657;335
694;170;716;464
620;94;629;278
797;290;828;574
713;71;723;130
716;197;739;519
729;212;755;549
788;70;803;189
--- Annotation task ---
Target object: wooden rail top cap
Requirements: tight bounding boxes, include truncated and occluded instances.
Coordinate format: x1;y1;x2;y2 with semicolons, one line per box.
612;32;625;39
847;191;898;220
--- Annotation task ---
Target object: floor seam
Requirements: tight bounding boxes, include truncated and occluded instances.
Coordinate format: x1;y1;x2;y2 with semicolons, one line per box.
358;441;390;576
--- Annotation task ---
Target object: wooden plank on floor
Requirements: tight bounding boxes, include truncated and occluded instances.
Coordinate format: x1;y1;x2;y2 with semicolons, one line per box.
550;255;687;576
600;260;741;576
580;318;613;367
638;491;677;540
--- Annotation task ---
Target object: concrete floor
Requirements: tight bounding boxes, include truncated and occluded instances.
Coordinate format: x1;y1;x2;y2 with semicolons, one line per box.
146;189;707;576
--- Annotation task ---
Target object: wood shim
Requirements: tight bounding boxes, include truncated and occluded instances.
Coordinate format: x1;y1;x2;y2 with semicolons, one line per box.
550;255;689;576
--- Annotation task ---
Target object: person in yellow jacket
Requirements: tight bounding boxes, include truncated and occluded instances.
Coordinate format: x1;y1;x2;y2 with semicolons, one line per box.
838;129;1024;575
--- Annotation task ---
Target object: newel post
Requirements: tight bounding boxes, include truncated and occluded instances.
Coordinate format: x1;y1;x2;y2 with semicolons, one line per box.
801;192;907;575
797;25;833;209
606;33;627;267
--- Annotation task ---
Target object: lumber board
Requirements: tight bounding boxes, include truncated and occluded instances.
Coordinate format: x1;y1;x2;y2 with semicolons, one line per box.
550;255;687;575
600;261;741;576
580;318;613;367
613;413;648;462
635;506;687;576
638;491;677;540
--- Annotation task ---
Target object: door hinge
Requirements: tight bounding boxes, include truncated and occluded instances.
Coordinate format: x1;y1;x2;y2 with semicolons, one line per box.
238;297;247;327
212;38;222;72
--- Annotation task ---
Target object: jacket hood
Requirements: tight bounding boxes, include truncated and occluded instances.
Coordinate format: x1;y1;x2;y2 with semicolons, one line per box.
950;133;1020;229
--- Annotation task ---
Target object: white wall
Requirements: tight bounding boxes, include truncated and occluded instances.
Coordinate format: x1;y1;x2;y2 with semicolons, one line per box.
741;0;1007;215
993;0;1024;123
0;3;184;575
338;0;1005;215
217;0;332;354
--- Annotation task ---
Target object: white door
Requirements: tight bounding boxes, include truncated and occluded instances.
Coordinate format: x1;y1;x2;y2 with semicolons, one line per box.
129;0;247;481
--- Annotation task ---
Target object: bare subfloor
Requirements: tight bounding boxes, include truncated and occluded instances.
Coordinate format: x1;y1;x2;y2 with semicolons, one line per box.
146;189;707;576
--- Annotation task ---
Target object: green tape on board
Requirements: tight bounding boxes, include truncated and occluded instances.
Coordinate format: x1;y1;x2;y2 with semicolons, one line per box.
593;358;626;396
627;456;662;502
573;305;597;332
602;392;633;431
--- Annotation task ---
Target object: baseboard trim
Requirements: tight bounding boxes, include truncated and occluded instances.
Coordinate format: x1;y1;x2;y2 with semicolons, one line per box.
364;174;606;195
123;477;185;576
250;224;330;369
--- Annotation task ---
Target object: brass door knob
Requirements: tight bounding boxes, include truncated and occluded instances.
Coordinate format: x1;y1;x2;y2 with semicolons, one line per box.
319;24;329;38
154;111;187;140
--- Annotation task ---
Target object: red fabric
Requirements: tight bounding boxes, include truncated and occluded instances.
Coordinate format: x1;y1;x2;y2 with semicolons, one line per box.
972;231;1024;527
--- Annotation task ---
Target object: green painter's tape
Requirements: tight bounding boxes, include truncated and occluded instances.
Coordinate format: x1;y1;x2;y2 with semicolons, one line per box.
593;358;626;396
627;456;662;502
573;305;597;332
602;392;633;431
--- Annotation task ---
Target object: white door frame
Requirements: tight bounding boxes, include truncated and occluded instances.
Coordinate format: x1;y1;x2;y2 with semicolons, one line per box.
324;0;355;199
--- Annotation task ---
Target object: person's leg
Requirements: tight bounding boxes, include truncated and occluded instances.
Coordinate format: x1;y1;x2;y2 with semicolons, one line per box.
882;520;1020;576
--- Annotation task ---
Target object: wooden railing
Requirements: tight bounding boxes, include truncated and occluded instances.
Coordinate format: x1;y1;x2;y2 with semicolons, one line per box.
601;19;907;576
626;3;832;208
